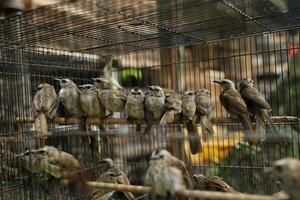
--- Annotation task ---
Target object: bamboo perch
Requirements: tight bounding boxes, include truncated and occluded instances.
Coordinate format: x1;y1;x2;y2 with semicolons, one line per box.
16;116;299;125
64;181;280;200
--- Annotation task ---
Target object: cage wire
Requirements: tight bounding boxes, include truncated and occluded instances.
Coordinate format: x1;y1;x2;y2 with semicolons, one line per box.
0;0;299;199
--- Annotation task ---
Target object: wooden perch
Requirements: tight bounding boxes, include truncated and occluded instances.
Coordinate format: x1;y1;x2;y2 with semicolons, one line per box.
16;116;299;125
64;181;279;200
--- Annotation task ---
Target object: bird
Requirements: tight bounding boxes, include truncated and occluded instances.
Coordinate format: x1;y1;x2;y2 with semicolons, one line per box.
32;83;59;139
213;79;259;144
54;78;84;118
144;85;165;135
125;87;145;121
238;78;286;145
92;77;126;118
195;89;215;141
192;174;235;192
160;89;182;125
269;158;300;200
54;78;92;144
144;149;192;197
92;167;135;200
16;146;83;178
78;84;106;146
181;91;202;154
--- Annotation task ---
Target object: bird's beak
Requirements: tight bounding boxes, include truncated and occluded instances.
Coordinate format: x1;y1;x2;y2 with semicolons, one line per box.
97;160;110;165
113;173;123;177
147;86;154;90
150;156;160;160
53;78;62;82
213;80;222;84
90;78;98;82
77;85;84;89
264;167;273;175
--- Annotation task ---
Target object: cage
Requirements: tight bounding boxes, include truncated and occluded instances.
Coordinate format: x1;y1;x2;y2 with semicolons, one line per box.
0;0;299;199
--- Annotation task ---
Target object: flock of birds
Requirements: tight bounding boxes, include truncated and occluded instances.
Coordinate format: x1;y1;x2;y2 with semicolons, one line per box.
33;75;286;154
3;145;298;200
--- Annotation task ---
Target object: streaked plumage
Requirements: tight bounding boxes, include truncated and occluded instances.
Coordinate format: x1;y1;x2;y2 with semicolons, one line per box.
192;174;235;192
125;87;145;121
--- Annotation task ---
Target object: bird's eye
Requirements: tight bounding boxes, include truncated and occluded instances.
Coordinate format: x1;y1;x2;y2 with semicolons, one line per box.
108;173;114;177
137;92;141;95
96;79;101;83
222;81;227;84
274;165;283;173
159;154;164;159
62;79;67;83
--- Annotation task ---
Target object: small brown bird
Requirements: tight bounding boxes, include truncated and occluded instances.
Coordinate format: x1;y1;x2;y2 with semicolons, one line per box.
182;91;202;154
92;166;134;200
144;149;192;197
54;78;84;118
269;158;300;200
192;174;235;192
17;146;83;178
144;86;165;135
160;89;182;125
239;78;286;144
213;79;259;144
32;83;59;138
195;89;215;141
125;87;145;121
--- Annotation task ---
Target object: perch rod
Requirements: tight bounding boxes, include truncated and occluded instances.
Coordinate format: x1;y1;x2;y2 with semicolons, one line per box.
66;181;279;200
16;116;299;125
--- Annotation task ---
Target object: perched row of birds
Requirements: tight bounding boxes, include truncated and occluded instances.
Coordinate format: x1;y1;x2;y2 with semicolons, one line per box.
8;146;299;200
33;75;286;154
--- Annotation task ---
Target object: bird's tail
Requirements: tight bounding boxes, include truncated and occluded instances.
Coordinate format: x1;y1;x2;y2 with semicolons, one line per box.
34;113;47;147
255;117;267;143
238;113;259;145
160;110;175;125
199;115;214;141
260;110;287;145
79;118;91;145
186;120;202;154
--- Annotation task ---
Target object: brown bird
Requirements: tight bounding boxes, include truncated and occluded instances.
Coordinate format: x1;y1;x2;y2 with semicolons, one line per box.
239;78;286;145
92;77;126;118
92;167;135;200
213;79;259;144
17;146;83;178
269;158;300;200
182;91;202;154
96;158;135;200
192;174;235;192
32;83;59;139
144;86;165;135
160;89;182;125
125;87;145;121
54;78;84;118
195;89;215;141
144;149;192;197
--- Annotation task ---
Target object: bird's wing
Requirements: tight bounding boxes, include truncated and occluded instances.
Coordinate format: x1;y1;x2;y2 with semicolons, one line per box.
243;87;271;110
32;92;43;117
221;90;248;114
169;157;193;188
206;176;235;192
46;96;60;119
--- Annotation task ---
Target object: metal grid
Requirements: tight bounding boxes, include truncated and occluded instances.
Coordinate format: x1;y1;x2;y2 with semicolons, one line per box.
0;0;299;199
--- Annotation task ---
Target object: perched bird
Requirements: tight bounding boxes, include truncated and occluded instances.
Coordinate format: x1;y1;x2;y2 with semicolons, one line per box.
238;78;286;144
54;78;84;118
182;91;202;154
144;149;192;197
97;158;135;200
125;87;145;121
92;77;126;117
160;89;182;125
192;174;235;192
269;158;300;200
78;84;106;146
17;146;83;178
195;89;215;141
213;79;259;144
144;86;165;135
32;83;59;138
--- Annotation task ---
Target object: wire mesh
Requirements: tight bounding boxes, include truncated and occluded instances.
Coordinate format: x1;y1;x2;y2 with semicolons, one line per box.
0;0;299;199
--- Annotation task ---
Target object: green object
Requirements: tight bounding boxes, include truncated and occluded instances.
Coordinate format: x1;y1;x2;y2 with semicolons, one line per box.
120;68;142;81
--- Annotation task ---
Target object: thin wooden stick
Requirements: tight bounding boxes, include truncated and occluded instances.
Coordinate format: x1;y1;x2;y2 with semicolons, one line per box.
16;116;299;125
76;181;279;200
